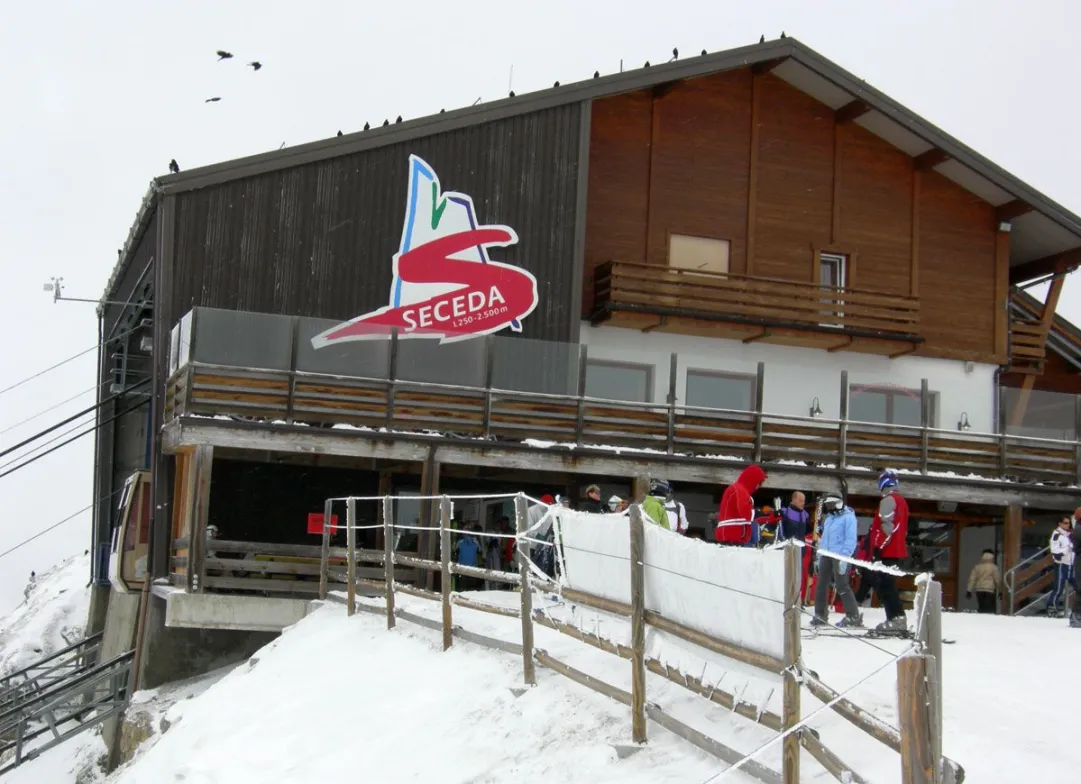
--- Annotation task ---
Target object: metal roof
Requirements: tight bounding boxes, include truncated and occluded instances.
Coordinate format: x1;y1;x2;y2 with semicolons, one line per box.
103;36;1081;301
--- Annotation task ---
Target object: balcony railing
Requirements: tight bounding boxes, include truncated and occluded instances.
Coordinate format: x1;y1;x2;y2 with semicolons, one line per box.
591;261;922;349
165;309;1081;486
1008;318;1047;373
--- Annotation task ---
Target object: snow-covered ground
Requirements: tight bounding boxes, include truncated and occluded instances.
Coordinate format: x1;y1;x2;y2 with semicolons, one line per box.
2;561;1075;783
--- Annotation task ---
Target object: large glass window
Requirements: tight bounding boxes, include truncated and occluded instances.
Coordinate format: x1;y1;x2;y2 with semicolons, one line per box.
584;360;653;403
685;370;756;411
849;384;936;427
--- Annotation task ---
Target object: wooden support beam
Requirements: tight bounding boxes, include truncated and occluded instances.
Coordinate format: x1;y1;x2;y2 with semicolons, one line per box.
742;328;771;344
629;503;647;744
1009;273;1065;427
914;148;950;171
1003;504;1023;601
188;445;214;594
1009;246;1081;284
831;126;843;244
782;543;801;784
994;228;1009;360
995;199;1033;223
318;497;333;600
826;337;854;353
897;654;935;784
911;171;921;297
800;730;869;784
803;670;902;752
834;99;871;124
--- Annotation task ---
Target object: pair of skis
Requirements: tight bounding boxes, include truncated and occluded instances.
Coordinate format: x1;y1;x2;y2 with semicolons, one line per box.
802;624;955;643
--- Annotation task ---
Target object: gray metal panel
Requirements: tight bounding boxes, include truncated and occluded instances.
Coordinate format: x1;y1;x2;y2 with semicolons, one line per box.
168;102;583;342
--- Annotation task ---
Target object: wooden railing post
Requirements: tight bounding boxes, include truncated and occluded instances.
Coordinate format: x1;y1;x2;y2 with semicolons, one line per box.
383;496;395;629
838;370;849;470
919;378;930;474
515;493;536;685
576;345;588;447
897;653;935;784
345;497;357;616
753;361;765;463
440;496;453;651
483;335;495;439
666;352;677;455
318;498;332;600
782;541;802;784
285;316;300;424
629;503;647;744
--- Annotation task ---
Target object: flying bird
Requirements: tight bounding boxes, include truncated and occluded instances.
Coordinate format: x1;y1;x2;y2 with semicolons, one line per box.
168;159;179;174
248;61;262;71
216;50;233;61
205;97;221;103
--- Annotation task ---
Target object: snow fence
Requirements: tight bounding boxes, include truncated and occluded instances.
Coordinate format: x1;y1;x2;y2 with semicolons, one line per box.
557;510;786;661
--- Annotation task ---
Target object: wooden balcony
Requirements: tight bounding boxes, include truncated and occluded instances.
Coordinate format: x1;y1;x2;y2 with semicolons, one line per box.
591;261;922;356
1008;318;1047;373
166;361;1081;486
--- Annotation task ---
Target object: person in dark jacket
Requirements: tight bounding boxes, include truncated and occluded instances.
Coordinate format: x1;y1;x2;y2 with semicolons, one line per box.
715;464;767;545
579;484;606;514
776;491;810;541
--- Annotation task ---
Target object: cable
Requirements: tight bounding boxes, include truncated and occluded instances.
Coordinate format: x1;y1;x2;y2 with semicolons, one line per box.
0;377;149;460
0;412;97;473
0;383;97;435
0;485;128;562
0;399;149;480
0;323;141;398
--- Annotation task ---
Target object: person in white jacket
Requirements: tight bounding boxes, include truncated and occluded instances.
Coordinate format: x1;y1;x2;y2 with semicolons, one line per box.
1048;516;1077;617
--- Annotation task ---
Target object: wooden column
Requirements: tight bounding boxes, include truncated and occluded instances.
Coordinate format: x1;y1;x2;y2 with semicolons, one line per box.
515;494;536;685
993;228;1009;361
782;542;802;784
910;171;921;298
345;497;357;616
1003;503;1023;610
383;496;395;629
188;445;214;594
318;498;333;600
831;120;843;245
746;71;761;275
897;654;934;784
632;473;650;503
629;503;647;744
440;496;453;650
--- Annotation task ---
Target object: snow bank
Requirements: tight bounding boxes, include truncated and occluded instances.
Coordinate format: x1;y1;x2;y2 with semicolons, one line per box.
0;552;90;677
559;511;786;659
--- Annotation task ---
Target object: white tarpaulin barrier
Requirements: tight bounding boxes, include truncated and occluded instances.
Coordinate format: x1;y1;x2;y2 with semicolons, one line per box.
557;509;786;661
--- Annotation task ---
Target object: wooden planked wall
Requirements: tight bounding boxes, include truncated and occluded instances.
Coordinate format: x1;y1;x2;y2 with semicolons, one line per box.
584;69;1001;364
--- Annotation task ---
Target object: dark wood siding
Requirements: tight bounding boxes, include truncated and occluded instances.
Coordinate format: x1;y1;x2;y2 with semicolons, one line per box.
169;104;583;343
584;68;1001;363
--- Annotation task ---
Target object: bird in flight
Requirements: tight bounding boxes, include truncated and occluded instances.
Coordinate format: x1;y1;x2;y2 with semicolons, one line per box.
205;97;221;103
248;61;262;71
217;50;233;61
169;159;180;174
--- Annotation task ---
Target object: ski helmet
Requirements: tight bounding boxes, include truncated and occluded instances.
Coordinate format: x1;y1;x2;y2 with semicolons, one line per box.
878;469;899;493
649;478;671;498
822;493;844;513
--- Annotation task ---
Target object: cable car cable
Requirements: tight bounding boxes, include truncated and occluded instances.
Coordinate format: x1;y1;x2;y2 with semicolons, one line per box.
0;323;143;398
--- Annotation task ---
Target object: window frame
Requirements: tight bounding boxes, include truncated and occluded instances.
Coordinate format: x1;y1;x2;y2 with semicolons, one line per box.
584;359;655;404
684;368;758;413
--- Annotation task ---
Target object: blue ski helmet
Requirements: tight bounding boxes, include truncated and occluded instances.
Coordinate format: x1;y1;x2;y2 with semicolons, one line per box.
878;470;899;493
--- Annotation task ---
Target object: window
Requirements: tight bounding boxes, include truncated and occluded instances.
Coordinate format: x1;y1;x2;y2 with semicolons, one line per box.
818;252;847;327
669;234;730;275
685;370;757;411
848;384;936;428
585;360;653;403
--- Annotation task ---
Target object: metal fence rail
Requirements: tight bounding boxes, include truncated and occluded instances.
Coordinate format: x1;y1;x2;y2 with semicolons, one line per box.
0;633;104;716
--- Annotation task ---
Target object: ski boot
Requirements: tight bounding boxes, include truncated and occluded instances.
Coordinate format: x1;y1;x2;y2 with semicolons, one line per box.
837;613;864;629
1070;612;1081;629
869;614;910;639
808;615;829;628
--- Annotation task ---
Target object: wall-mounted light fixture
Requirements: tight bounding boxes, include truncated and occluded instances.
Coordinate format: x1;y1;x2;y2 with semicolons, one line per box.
998;221;1012;233
957;412;971;431
809;397;823;418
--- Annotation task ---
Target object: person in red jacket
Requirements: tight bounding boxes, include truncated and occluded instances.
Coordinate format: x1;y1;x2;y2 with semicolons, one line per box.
714;464;768;545
867;469;909;635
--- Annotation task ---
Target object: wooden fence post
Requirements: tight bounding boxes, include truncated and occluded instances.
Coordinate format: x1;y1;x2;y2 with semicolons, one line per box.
629;503;647;744
918;579;944;783
782;541;802;784
318;498;333;600
440;496;453;651
346;497;357;617
383;496;395;630
897;653;934;784
515;493;536;685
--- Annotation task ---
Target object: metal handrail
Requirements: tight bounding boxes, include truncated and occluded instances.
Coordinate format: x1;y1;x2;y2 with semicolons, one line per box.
1005;546;1053;615
0;632;103;689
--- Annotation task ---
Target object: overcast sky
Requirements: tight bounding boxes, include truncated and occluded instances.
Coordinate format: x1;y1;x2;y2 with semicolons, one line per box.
1;0;1079;614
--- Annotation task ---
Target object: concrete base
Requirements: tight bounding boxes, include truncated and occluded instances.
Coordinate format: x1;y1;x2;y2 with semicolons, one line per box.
85;583;111;639
158;587;315;632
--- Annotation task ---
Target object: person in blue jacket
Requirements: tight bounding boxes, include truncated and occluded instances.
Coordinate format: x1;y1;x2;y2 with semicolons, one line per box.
810;492;863;628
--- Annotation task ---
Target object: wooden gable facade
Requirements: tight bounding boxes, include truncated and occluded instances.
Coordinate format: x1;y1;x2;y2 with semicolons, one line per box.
585;68;1005;364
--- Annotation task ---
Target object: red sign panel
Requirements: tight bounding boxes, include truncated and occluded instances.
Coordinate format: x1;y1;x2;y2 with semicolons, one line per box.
307;513;339;535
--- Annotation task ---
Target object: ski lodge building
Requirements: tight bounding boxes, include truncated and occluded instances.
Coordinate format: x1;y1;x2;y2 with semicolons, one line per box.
91;37;1081;683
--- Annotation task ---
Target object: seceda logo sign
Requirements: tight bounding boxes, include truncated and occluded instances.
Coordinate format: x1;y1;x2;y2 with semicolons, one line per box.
311;155;539;348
